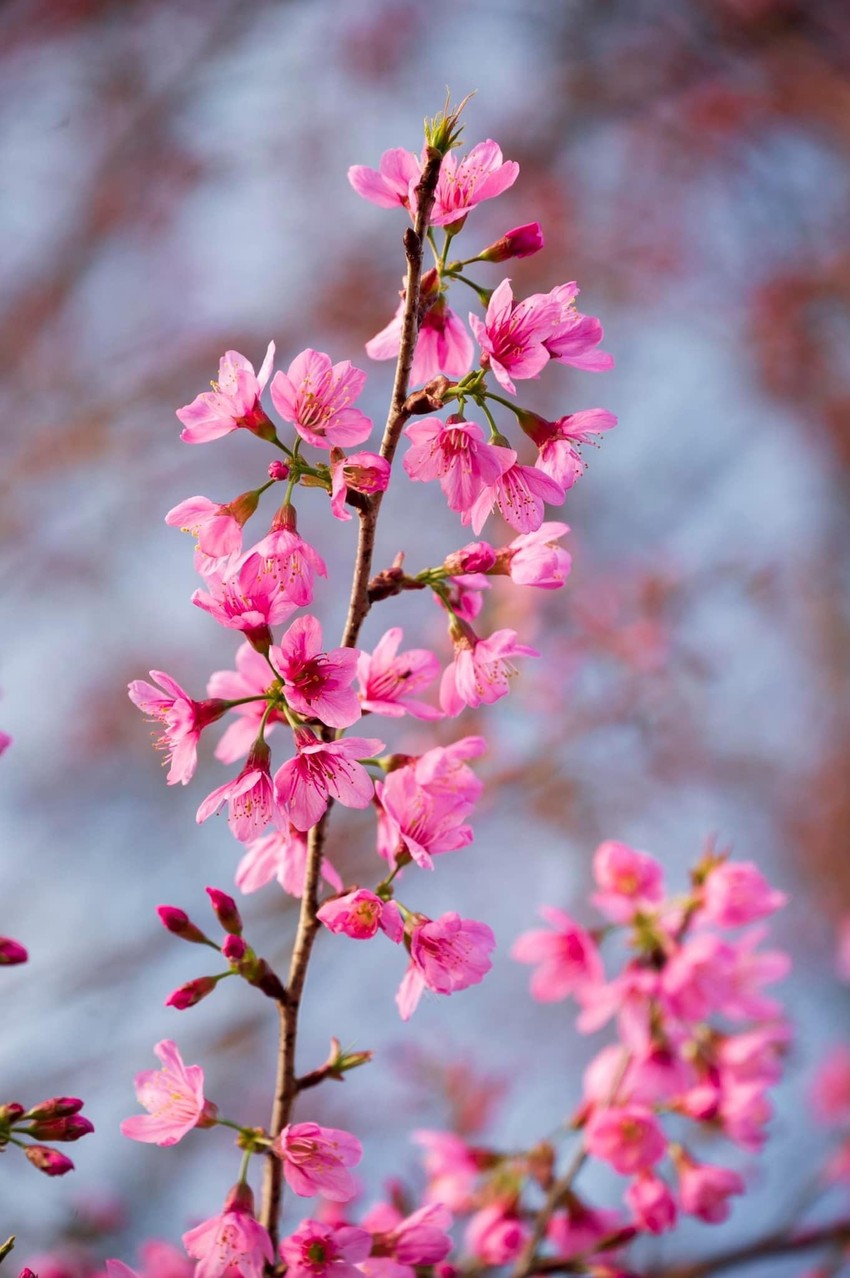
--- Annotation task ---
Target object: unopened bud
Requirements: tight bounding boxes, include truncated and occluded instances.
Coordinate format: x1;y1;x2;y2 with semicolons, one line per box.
24;1097;84;1122
479;222;544;263
443;541;497;575
0;938;27;966
26;1114;94;1142
156;906;212;946
0;1103;25;1125
165;975;218;1010
206;887;243;935
268;460;290;482
24;1145;74;1176
223;934;248;963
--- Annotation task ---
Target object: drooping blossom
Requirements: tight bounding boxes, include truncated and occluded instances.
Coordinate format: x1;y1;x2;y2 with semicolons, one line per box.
164;491;262;565
369;292;474;387
396;912;495;1020
528;408;618;490
360;1202;453;1274
182;1183;274;1278
357;628;442;720
249;525;328;609
464;1204;528;1264
413;1130;480;1210
280;1219;372;1278
270;349;372;449
501;522;572;589
177;343;275;444
191;552;297;648
403;416;514;514
440;571;490;623
535;282;613;371
591;841;666;923
511;907;603;1002
469;279;561;395
440;627;539;717
318;889;404;942
274;729;385;831
329;450;390;521
271;615;361;728
207;641;285;765
274;1122;363;1202
466;457;565;537
128;672;227;786
236;823;342;897
700;860;788;928
625;1172;677;1235
674;1155;744;1223
196;741;277;843
584;1104;667;1175
120;1040;215;1147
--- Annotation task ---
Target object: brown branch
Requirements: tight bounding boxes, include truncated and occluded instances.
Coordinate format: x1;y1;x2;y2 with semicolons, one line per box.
511;1146;588;1278
652;1220;850;1278
257;142;446;1257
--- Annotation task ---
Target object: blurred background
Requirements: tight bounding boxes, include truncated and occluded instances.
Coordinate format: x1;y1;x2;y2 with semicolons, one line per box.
1;0;849;1268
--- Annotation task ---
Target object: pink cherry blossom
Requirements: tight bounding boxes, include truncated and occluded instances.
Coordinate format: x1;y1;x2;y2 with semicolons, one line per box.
625;1172;677;1234
533;409;618;490
440;572;490;622
469;279;561;395
584;1104;667;1175
591;841;665;922
177;343;275;445
511;907;603;1002
466;460;565;537
367;296;474;386
196;741;277;843
182;1184;274;1278
271;615;361;729
329;450;390;521
236;823;342;897
675;1156;744;1223
360;1202;453;1268
348;147;420;210
403;416;514;514
357;628;442;720
270;349;372;449
128;672;227;786
248;525;328;609
503;522;572;588
377;766;477;871
274;1122;363;1202
413;1130;480;1210
274;729;385;832
464;1204;528;1264
280;1219;372;1278
425;140;519;228
396;913;495;1021
546;1206;626;1261
536;282;613;372
165;495;248;560
207;641;284;765
700;860;787;928
191;551;298;647
317;889;403;942
440;628;539;717
120;1040;214;1147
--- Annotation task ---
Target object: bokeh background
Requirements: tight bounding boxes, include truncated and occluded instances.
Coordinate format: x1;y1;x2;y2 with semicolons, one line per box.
2;0;850;1268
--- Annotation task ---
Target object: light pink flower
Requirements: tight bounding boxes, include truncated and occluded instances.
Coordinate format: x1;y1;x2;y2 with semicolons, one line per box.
503;522;572;589
536;282;613;371
592;841;665;923
270;349;372;450
182;1183;274;1278
318;889;403;942
196;742;277;843
271;615;361;729
128;671;227;786
274;729;385;832
329;451;390;522
357;628;442;720
511;907;603;1002
120;1040;214;1147
413;1130;480;1210
625;1172;677;1234
426;140;519;228
440;628;539;717
249;525;328;609
469;279;560;395
165;495;248;560
177;343;275;445
367;296;474;386
208;642;284;765
377;766;477;871
701;860;787;928
584;1104;666;1175
403;416;514;514
675;1156;744;1223
464;1204;528;1264
466;461;565;537
236;824;341;897
348;147;420;210
533;409;618;490
274;1122;363;1202
396;913;495;1020
280;1219;372;1278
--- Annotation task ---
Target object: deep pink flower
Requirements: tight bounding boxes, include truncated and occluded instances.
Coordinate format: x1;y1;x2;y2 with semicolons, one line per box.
348;147;420;210
533;409;618;490
120;1040;214;1147
469;279;561;395
536;282;613;371
584;1104;667;1175
0;936;28;965
546;1206;626;1262
280;1219;372;1278
274;1122;363;1202
274;729;385;832
25;1145;74;1175
503;522;572;588
207;642;284;765
464;1204;528;1264
177;344;275;444
191;552;297;646
128;671;227;786
361;1203;453;1268
271;615;361;729
625;1172;677;1234
479;222;545;263
403;416;514;514
368;294;474;387
317;889;403;942
248;526;328;609
196;741;278;843
511;907;603;1002
396;912;495;1020
591;841;665;922
236;823;341;897
440;628;539;717
183;1183;274;1278
357;628;442;720
270;349;372;450
329;451;390;522
675;1156;744;1223
701;860;787;928
467;460;565;536
426;140;519;228
377;769;476;871
413;1130;480;1210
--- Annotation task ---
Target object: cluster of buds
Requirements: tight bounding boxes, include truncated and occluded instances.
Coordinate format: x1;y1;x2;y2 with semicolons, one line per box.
0;1096;93;1177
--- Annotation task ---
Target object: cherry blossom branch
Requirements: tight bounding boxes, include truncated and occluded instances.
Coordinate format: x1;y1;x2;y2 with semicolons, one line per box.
257;138;447;1251
511;1144;588;1278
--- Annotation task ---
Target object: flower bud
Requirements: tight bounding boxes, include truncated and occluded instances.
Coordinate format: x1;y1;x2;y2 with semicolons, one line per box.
165;975;218;1010
26;1114;94;1142
0;937;28;966
156;905;212;946
24;1145;74;1176
24;1097;84;1121
268;460;290;482
206;887;243;935
443;542;497;575
224;488;261;527
479;222;544;263
0;1103;25;1124
223;934;248;963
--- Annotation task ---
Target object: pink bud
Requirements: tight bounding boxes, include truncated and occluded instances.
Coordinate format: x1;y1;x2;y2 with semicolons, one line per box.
206;887;243;935
165;975;218;1009
0;937;28;965
25;1097;84;1121
479;222;544;263
156;906;211;945
26;1114;94;1142
224;1180;256;1215
268;460;290;482
223;934;248;962
25;1145;74;1176
443;542;497;574
0;1102;25;1123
